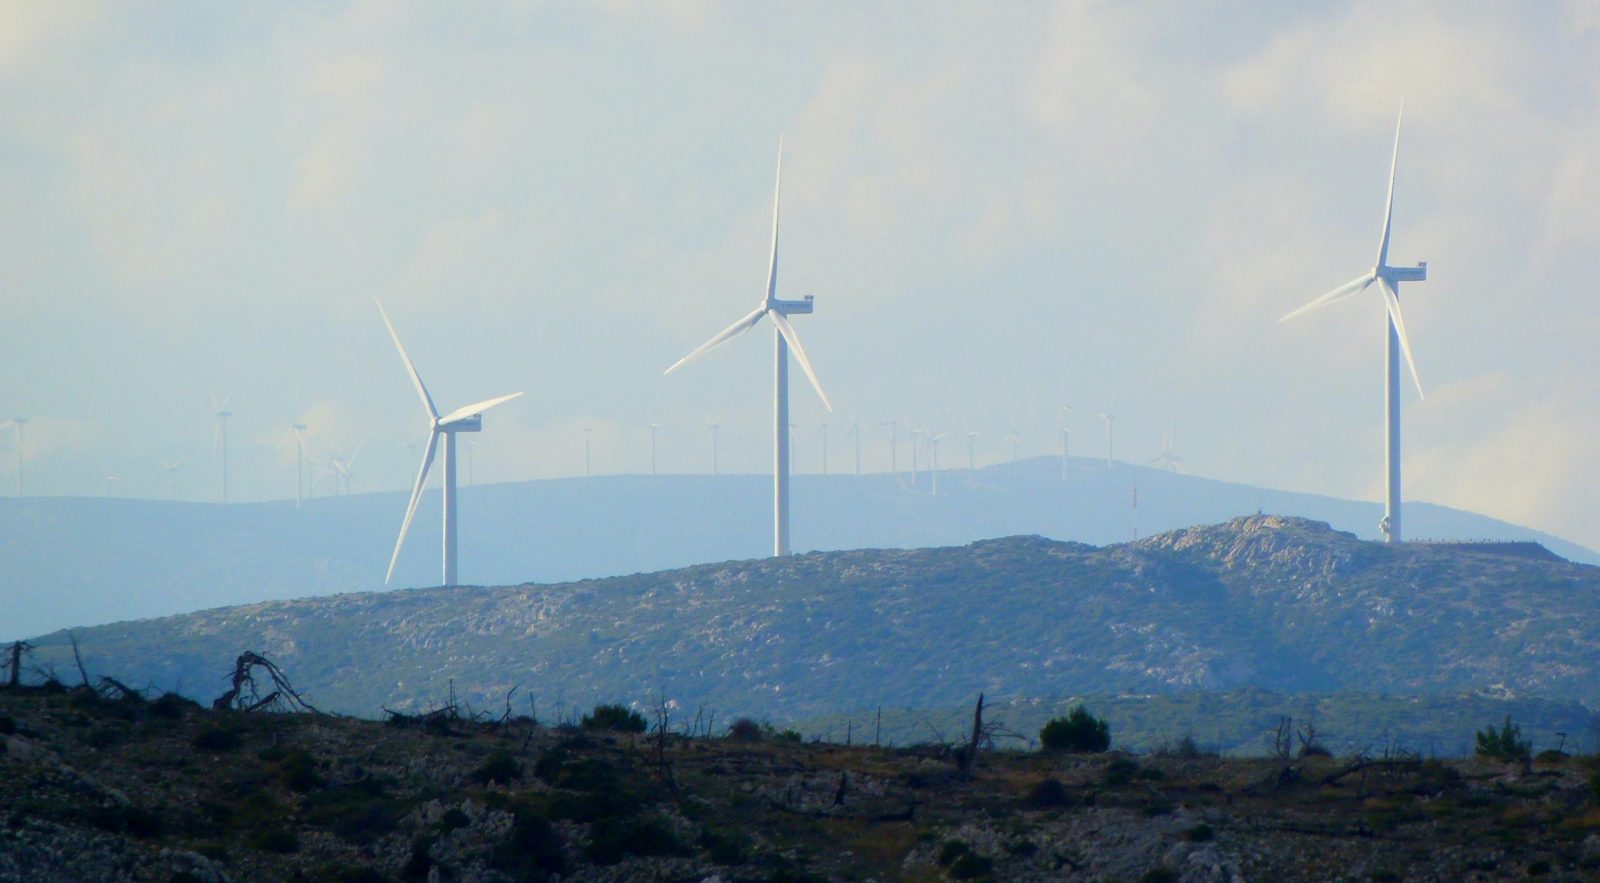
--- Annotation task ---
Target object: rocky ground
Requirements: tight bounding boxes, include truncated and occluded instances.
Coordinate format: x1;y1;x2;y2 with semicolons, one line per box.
3;683;1599;882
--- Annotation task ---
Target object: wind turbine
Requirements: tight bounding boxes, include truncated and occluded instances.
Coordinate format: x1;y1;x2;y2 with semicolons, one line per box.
276;420;309;509
330;443;363;495
1282;106;1427;544
649;423;659;476
211;392;233;503
1099;412;1115;469
1059;406;1073;480
846;419;861;476
963;422;979;471
880;420;898;474
662;138;833;557
927;432;945;495
377;300;523;586
909;427;923;485
1;413;24;496
1004;429;1020;463
815;421;828;475
160;458;182;501
582;427;593;477
1149;428;1183;473
707;417;720;475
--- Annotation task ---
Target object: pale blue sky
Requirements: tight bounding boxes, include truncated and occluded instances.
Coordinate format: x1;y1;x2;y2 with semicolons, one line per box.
2;2;1597;546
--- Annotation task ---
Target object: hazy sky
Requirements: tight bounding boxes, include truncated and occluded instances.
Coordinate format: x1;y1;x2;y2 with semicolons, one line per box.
2;2;1597;548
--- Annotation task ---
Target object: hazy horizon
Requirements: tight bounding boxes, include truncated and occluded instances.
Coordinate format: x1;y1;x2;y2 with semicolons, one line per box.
3;3;1597;548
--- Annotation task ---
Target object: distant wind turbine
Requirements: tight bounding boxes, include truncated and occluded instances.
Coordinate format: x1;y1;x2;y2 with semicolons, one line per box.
927;432;945;495
1;412;25;496
880;420;898;474
649;423;659;476
815;421;828;475
1100;412;1115;469
1004;429;1020;463
846;419;861;476
663;137;833;557
276;420;309;509
1281;105;1428;544
160;458;182;502
211;391;233;503
909;427;923;485
707;417;720;475
377;299;523;586
1060;406;1073;480
1149;427;1183;473
964;422;979;471
582;427;593;477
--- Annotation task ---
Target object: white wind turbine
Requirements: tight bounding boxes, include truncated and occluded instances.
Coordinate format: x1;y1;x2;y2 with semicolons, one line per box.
1059;406;1073;480
160;458;182;501
649;423;660;476
211;391;233;503
815;421;829;475
378;300;523;586
1099;412;1115;469
582;427;593;477
880;420;898;475
1282;106;1427;543
1004;429;1020;463
276;419;309;509
963;422;979;471
1149;427;1183;473
707;417;721;475
927;432;945;495
1;411;25;496
846;419;861;476
663;138;833;557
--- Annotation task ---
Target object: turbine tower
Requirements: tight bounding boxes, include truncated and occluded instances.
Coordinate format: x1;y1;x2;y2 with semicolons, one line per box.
881;420;897;474
927;432;944;495
1060;406;1073;480
1149;427;1183;473
161;458;182;501
1004;429;1020;463
378;300;523;586
663;138;833;557
964;422;979;471
846;419;861;476
1100;412;1115;469
707;417;720;475
211;392;233;503
582;427;593;477
815;421;828;475
1282;106;1426;543
1;414;24;496
649;423;659;476
276;420;309;509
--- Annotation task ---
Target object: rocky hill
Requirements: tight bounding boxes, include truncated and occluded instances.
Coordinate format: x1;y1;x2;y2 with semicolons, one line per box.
26;516;1600;753
6;457;1595;641
3;684;1599;882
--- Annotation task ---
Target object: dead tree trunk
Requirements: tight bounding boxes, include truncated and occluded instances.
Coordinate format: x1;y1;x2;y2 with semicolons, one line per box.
6;642;21;687
958;693;985;772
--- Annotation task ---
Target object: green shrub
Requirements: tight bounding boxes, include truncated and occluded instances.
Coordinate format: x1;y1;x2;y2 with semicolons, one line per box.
1024;777;1072;808
303;784;396;845
471;750;523;786
493;806;567;876
1475;716;1531;763
584;816;689;865
1102;758;1140;786
149;693;195;720
272;749;325;792
950;852;994;879
1184;823;1214;842
439;807;470;832
1039;707;1110;753
776;729;803;743
580;703;646;733
727;717;763;741
192;727;241;752
938;840;971;866
247;827;300;854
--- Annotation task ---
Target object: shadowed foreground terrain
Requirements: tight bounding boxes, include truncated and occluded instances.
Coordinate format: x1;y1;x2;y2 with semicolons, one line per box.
4;685;1600;882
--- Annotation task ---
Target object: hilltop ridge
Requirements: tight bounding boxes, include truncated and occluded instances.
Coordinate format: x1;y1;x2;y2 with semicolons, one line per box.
29;516;1600;750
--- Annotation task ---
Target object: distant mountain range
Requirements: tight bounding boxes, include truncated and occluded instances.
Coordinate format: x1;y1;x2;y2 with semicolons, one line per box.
4;457;1595;640
28;515;1600;754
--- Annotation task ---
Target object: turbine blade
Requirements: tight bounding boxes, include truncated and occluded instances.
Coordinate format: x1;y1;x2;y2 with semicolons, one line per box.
765;136;783;304
1376;103;1403;269
439;391;524;426
1377;277;1425;399
1280;273;1375;322
663;305;768;375
386;430;439;583
769;308;833;411
375;299;439;420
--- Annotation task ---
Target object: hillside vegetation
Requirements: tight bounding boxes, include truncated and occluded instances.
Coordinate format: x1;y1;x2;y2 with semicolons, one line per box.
5;684;1600;882
30;516;1600;755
